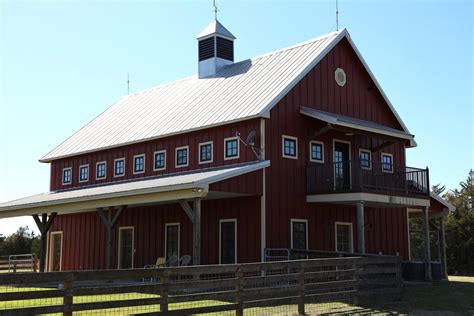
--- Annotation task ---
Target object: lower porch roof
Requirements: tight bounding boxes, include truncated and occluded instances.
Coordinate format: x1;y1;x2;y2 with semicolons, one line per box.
0;160;270;219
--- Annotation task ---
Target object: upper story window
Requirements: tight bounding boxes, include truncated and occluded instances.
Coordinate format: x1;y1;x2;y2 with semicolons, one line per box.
154;150;166;171
310;141;324;163
282;135;298;159
335;222;353;253
359;149;372;170
96;161;106;180
199;141;213;164
79;165;89;182
62;168;72;185
114;158;125;177
381;153;394;173
176;146;189;168
224;137;239;160
133;154;145;174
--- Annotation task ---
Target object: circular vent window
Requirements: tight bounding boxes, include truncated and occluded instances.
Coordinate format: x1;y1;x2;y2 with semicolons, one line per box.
334;68;346;87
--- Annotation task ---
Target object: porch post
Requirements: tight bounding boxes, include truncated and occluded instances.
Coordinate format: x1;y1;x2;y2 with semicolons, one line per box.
32;212;57;272
422;207;432;281
193;198;201;265
356;201;365;254
439;216;448;279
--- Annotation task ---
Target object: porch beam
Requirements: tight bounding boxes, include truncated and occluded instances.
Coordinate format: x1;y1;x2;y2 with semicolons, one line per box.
193;198;201;265
97;206;126;270
356;201;365;254
371;141;395;153
439;215;448;279
179;200;195;223
32;212;57;272
308;124;333;140
422;207;432;281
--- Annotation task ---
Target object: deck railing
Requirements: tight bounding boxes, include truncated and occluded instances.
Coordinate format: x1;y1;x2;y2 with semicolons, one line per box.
306;160;429;197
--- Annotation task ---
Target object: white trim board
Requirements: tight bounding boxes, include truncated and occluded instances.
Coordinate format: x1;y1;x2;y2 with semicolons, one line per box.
48;231;63;272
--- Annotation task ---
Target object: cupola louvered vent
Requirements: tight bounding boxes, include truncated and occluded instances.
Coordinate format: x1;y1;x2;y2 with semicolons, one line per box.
199;37;215;61
216;37;234;61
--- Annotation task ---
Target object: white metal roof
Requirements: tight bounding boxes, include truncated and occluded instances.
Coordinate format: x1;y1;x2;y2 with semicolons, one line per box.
0;161;270;218
197;19;236;40
300;107;414;141
40;28;413;162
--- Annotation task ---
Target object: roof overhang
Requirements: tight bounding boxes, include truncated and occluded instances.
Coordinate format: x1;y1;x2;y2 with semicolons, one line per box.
300;106;415;143
307;192;430;208
430;192;455;212
0;161;270;219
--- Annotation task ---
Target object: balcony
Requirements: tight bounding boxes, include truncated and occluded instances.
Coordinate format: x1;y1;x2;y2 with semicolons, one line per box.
307;160;429;199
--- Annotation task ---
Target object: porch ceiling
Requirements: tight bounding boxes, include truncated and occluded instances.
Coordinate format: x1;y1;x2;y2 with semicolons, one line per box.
307;192;430;208
0;161;270;219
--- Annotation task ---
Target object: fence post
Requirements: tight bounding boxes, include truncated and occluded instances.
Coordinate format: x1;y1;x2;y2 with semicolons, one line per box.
298;264;305;316
353;262;360;306
236;268;244;316
63;273;73;316
160;269;169;313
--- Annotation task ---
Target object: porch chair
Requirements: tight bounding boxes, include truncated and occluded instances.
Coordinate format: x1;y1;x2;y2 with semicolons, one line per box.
165;255;179;267
143;257;166;283
179;255;192;266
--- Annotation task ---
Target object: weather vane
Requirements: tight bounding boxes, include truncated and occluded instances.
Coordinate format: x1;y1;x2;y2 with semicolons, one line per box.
213;0;219;20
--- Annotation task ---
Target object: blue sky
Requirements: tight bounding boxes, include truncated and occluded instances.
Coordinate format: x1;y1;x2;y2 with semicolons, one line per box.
0;0;472;235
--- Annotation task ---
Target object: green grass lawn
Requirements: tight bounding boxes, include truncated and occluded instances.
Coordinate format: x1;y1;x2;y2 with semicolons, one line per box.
1;276;473;315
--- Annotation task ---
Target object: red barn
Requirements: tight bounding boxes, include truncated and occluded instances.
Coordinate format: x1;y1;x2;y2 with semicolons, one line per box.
0;20;452;280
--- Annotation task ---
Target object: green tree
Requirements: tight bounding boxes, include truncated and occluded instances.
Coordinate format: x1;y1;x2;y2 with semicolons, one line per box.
0;226;40;257
444;171;474;275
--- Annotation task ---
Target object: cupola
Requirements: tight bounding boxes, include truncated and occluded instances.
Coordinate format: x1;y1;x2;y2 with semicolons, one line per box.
197;20;236;78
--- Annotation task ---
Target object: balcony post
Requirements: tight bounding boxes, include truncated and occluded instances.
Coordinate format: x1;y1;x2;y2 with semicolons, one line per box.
356;201;365;254
422;207;432;281
439;216;448;279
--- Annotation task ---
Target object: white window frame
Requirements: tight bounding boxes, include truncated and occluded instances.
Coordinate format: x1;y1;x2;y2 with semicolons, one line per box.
153;150;166;171
309;141;324;163
133;154;146;175
290;219;308;250
78;164;89;183
62;167;72;185
335;222;353;253
95;161;107;180
198;141;214;164
224;137;240;160
175;145;189;168
282;135;298;159
381;152;394;173
48;231;63;272
219;218;237;264
164;223;180;261
358;149;372;170
117;226;134;269
114;158;126;178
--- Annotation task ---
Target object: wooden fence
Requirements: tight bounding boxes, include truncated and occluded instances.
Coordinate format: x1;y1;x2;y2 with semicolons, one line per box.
0;256;402;315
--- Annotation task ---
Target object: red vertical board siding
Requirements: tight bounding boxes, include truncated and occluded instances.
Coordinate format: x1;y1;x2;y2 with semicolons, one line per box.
49;195;261;271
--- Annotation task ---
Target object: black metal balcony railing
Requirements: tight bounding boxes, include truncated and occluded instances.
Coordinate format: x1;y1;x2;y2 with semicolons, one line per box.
306;160;429;197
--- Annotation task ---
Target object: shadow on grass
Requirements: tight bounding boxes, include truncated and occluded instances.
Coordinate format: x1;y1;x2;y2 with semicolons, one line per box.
320;276;474;315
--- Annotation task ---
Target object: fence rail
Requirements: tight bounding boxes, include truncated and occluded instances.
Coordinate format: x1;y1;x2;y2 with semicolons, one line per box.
0;256;402;315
